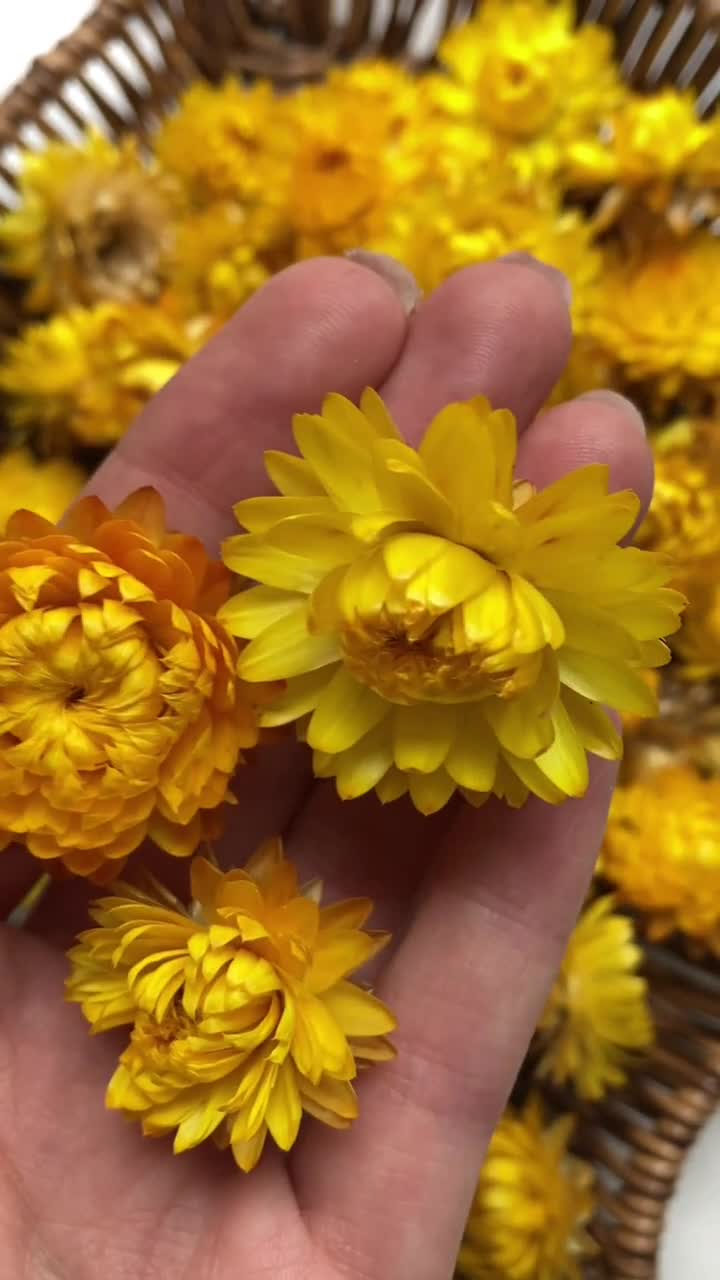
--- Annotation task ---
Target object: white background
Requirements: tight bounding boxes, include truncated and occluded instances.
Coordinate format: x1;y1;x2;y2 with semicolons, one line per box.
1;5;719;1278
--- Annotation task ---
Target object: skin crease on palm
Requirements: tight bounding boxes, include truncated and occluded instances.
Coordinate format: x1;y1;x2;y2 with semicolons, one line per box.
0;255;654;1280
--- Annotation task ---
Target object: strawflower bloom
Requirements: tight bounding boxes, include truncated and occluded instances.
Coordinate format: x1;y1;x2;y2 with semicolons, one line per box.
167;202;273;323
458;1095;596;1279
588;235;720;402
0;301;198;448
0;133;174;312
566;90;712;190
0;448;85;532
637;419;720;569
66;840;396;1171
283;85;403;258
536;895;653;1099
222;390;683;814
604;764;720;955
439;0;622;180
0;489;256;878
154;79;289;212
671;569;720;681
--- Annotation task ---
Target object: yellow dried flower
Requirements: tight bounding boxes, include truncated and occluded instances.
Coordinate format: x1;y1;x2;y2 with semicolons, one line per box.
66;840;396;1172
0;301;198;447
604;764;720;954
0;448;84;532
567;90;711;190
536;895;653;1099
440;0;622;176
588;235;720;401
155;80;289;212
167;203;272;323
671;569;720;680
283;86;403;257
458;1095;596;1279
325;58;421;138
0;133;174;312
0;489;257;878
222;390;682;815
638;419;720;568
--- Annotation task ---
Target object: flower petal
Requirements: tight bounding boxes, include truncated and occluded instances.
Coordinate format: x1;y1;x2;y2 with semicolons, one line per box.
238;607;341;681
307;667;388;754
393;701;457;773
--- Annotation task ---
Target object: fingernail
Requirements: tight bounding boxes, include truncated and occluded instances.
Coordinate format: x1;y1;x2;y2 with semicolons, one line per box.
578;389;646;434
345;250;423;316
497;251;573;308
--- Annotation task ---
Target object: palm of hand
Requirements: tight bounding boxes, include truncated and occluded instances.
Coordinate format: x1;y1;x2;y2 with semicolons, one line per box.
0;255;651;1280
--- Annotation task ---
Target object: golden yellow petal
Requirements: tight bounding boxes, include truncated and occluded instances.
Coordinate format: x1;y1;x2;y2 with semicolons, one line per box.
444;707;499;792
218;585;306;638
393;701;457;774
322;981;397;1037
307;667;387;754
264;449;325;497
559;649;660;716
264;1059;302;1151
238;606;341;681
408;767;456;814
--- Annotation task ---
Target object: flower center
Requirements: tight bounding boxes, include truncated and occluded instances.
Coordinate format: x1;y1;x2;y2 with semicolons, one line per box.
340;612;543;705
0;607;165;769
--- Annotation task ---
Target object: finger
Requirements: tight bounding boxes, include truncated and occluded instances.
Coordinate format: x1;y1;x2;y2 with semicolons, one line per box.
521;389;653;519
379;255;573;439
88;256;411;551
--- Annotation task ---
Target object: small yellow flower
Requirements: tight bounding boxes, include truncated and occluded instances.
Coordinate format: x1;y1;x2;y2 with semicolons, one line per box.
155;80;289;211
567;90;711;189
440;0;621;172
168;203;272;323
588;235;720;401
221;390;682;815
0;448;85;532
0;133;174;312
536;895;653;1100
604;764;720;954
0;301;198;448
638;419;720;569
458;1095;596;1279
283;86;400;257
0;489;257;878
66;840;396;1172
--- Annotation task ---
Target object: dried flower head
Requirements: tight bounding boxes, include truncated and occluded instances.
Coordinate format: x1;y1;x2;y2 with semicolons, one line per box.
458;1095;597;1279
155;80;289;212
567;90;711;190
604;764;720;955
66;840;396;1171
0;133;174;312
0;301;197;448
0;448;84;532
167;202;273;324
536;895;653;1099
638;419;720;569
588;235;720;402
222;390;682;815
439;0;621;181
0;489;256;878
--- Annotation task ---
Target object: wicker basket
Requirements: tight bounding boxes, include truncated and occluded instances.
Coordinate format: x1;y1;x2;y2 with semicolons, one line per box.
2;2;720;1277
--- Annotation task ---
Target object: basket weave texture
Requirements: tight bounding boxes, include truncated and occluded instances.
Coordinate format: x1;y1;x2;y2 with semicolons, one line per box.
1;3;720;1278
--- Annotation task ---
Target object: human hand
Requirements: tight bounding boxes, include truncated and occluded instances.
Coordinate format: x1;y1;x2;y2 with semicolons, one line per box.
0;255;652;1280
